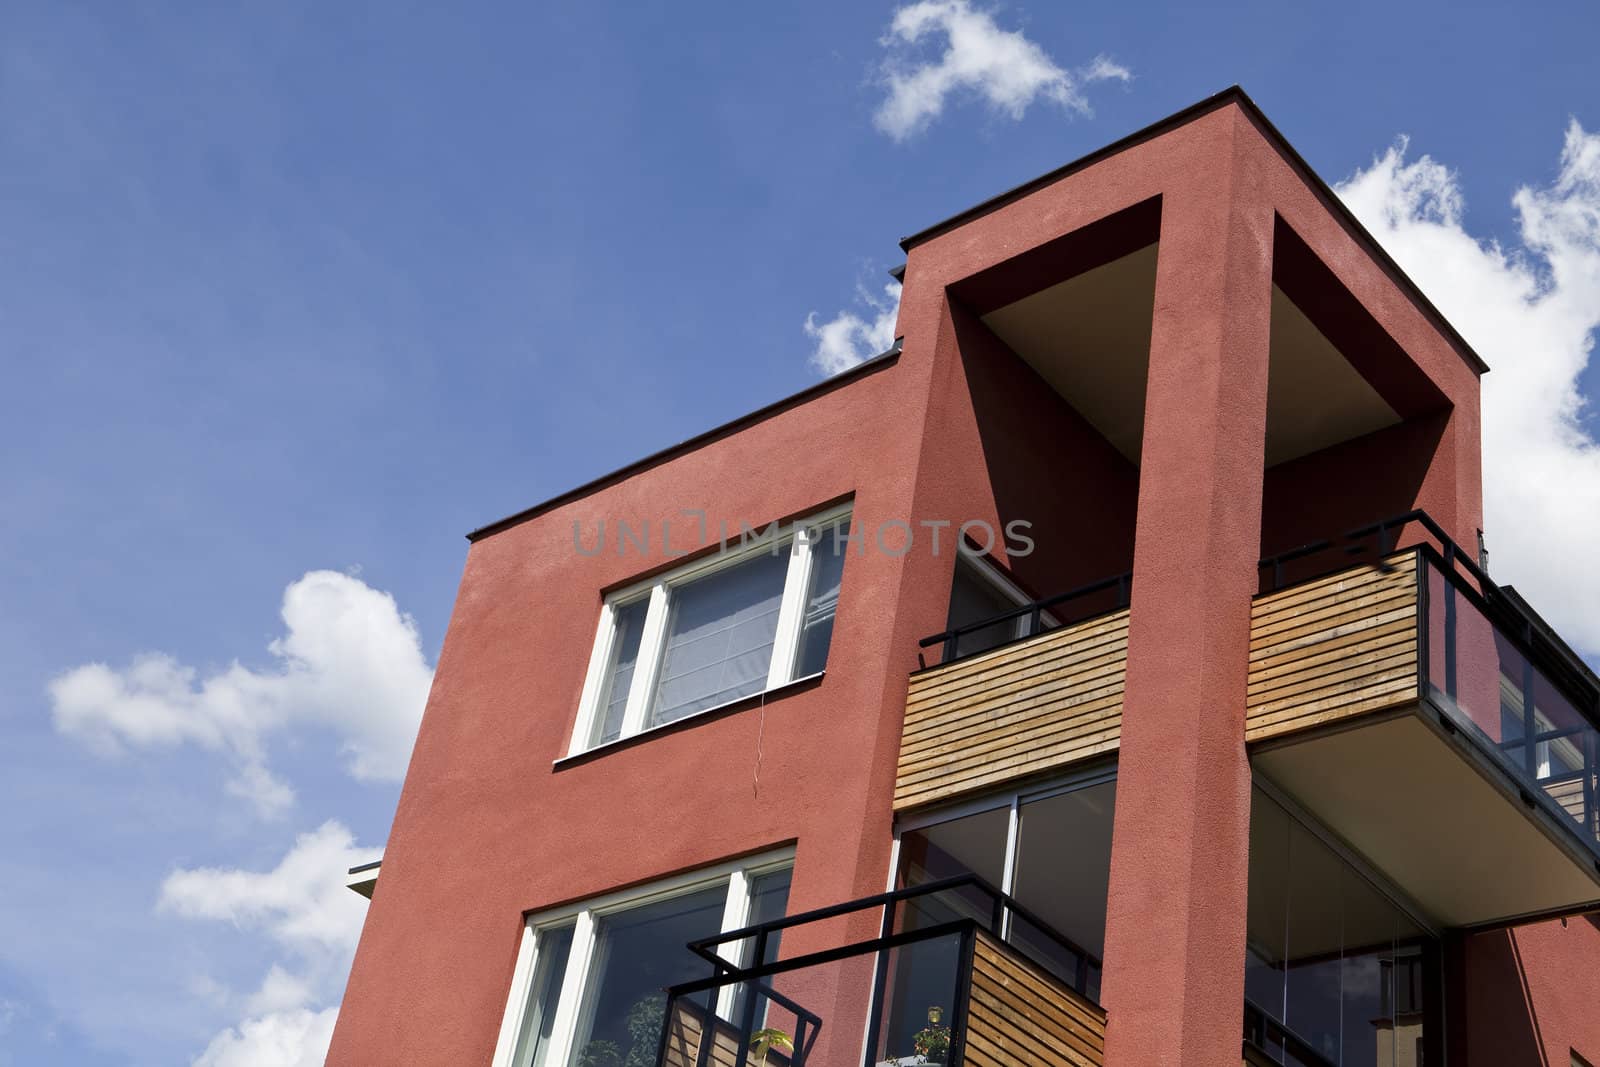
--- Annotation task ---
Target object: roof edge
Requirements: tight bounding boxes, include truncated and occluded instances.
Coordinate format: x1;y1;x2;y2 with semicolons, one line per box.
899;85;1489;378
465;340;903;543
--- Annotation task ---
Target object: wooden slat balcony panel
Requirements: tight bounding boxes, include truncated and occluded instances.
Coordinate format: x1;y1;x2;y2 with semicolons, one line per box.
896;610;1128;812
963;930;1105;1067
1246;552;1420;744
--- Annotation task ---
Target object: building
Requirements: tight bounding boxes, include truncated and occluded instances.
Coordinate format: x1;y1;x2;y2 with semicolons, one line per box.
327;88;1600;1067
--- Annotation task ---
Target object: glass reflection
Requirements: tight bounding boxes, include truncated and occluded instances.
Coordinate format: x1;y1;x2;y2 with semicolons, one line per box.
1246;786;1434;1067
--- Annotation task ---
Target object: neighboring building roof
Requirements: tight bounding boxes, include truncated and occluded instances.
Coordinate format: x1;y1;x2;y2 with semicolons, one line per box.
346;858;381;900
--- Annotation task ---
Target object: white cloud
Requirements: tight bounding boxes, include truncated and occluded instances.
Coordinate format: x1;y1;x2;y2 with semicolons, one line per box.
159;820;377;955
192;1007;338;1067
1336;121;1600;655
874;0;1129;141
49;570;433;814
161;821;377;1067
804;281;902;375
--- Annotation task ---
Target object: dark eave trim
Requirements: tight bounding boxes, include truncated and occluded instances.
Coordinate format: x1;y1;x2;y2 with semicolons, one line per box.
466;339;903;543
898;85;1489;377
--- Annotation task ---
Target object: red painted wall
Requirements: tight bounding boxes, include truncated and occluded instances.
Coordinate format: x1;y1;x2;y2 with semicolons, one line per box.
326;352;947;1065
328;93;1593;1067
1459;919;1600;1065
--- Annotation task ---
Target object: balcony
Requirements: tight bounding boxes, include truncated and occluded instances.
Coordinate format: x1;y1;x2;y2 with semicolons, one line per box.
1249;511;1600;926
897;576;1130;811
655;876;1106;1067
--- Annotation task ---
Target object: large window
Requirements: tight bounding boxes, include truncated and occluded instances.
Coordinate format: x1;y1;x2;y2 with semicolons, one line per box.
1245;785;1437;1067
876;773;1115;1061
572;506;852;755
494;852;794;1067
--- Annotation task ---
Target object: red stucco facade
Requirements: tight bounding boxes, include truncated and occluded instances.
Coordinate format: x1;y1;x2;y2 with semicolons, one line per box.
328;91;1600;1067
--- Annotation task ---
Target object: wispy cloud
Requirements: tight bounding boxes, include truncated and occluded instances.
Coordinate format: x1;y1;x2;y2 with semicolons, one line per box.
804;280;902;375
874;0;1129;141
49;571;434;815
1336;121;1600;655
160;821;377;1067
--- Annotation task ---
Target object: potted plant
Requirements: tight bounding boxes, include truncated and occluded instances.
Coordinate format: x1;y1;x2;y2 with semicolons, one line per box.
912;1006;951;1065
750;1026;794;1066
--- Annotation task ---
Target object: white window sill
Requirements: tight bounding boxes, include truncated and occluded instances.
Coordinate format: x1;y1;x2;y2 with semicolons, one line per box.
554;671;825;768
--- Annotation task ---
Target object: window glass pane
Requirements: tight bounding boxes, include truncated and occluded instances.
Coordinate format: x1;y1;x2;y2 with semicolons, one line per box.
793;520;850;678
569;885;728;1067
946;560;1017;659
1011;781;1116;1000
886;806;1008;1067
1283;817;1344;1064
513;922;576;1067
651;550;789;727
746;868;793;966
728;868;794;1024
1246;787;1433;1066
592;599;649;747
1245;789;1291;1024
1340;866;1397;1067
897;805;1010;927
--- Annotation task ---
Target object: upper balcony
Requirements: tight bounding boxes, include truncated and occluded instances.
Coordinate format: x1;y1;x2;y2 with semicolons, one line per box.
896;511;1600;928
1249;511;1600;926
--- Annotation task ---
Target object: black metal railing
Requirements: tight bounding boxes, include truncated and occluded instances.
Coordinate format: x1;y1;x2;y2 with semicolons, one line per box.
1261;508;1600;862
653;874;1099;1067
1242;999;1337;1067
918;570;1132;668
1418;542;1600;861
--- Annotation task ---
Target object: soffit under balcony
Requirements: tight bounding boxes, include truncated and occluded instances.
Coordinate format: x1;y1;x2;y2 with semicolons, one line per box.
1254;712;1600;929
977;245;1401;469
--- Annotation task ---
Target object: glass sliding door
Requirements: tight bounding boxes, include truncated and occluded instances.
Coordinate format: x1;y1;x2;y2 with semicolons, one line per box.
1245;785;1438;1067
881;773;1117;1061
1010;781;1116;1002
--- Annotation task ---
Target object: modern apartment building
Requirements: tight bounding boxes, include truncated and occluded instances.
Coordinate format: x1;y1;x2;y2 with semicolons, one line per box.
328;88;1600;1067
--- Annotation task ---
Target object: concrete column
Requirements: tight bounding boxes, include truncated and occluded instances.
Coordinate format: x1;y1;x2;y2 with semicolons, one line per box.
1098;112;1275;1067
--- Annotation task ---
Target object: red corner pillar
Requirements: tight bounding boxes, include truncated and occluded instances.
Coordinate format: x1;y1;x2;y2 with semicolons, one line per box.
1099;111;1275;1067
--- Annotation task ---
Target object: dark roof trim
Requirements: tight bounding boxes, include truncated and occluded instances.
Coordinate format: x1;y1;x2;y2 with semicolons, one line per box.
899;85;1489;377
348;859;382;876
466;339;903;542
888;263;906;283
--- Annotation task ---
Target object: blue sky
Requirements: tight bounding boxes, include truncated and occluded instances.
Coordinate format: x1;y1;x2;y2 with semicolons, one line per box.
2;2;1598;1063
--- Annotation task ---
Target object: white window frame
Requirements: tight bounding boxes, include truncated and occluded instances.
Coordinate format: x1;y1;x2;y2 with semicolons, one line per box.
490;848;796;1067
568;503;852;757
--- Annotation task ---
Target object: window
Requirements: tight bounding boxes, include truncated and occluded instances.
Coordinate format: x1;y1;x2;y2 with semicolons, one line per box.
494;852;794;1067
877;772;1116;1058
942;554;1049;660
572;506;851;755
1245;785;1437;1067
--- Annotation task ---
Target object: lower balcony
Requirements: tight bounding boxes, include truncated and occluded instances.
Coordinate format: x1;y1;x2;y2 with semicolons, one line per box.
656;877;1106;1067
1248;512;1600;927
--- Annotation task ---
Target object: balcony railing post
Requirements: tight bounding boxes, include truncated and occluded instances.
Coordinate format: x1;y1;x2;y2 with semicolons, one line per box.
861;895;898;1067
695;985;718;1067
946;925;977;1067
1522;624;1539;780
654;990;677;1067
1580;729;1593;844
731;937;764;1067
1442;544;1459;703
